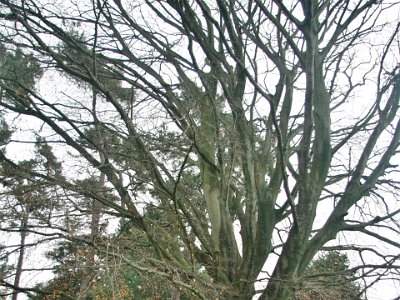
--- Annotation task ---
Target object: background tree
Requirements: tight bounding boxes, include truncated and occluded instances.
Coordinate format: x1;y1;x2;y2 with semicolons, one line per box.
0;141;64;299
0;0;399;299
296;251;361;299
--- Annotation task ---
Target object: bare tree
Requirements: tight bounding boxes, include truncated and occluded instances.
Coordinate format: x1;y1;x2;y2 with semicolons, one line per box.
0;0;399;299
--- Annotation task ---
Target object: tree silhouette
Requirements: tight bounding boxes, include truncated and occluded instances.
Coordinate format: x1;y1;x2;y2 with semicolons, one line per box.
0;0;399;299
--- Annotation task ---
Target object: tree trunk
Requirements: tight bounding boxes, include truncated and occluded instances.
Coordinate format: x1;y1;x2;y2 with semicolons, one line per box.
12;207;30;300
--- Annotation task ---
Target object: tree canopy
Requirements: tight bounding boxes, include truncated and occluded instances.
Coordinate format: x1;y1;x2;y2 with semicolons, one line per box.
0;0;399;299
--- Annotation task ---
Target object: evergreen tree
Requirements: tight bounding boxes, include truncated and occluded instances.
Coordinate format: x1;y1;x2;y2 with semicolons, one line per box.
296;251;361;300
0;1;399;299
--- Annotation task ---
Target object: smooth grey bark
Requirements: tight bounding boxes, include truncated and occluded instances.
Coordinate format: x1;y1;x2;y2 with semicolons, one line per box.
0;0;398;299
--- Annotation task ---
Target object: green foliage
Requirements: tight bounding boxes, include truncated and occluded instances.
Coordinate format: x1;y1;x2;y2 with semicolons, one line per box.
0;244;9;279
58;31;133;101
120;268;182;300
34;139;63;177
296;251;362;300
0;43;42;102
0;139;63;203
0;1;399;299
0;118;12;147
30;234;182;300
28;241;93;300
0;244;10;295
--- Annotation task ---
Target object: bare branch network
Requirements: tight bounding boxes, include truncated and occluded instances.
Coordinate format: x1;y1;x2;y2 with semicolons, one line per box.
0;0;399;299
